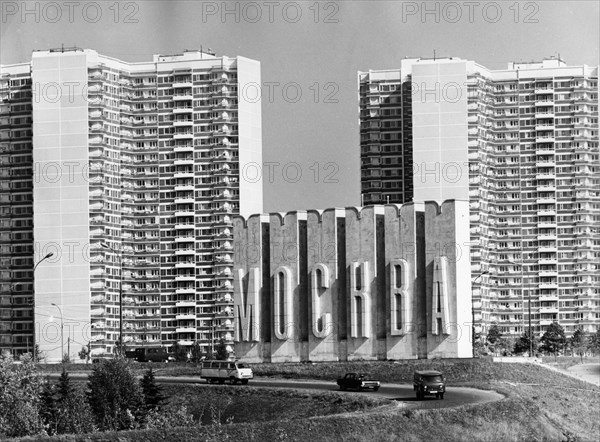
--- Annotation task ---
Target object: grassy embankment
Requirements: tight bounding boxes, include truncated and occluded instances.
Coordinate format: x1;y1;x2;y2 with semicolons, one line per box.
27;358;599;441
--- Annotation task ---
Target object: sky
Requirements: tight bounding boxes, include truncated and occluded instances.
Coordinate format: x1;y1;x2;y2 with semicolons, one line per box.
1;0;598;212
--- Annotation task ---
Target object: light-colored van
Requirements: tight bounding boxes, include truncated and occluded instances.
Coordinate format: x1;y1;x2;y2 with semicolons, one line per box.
200;360;253;384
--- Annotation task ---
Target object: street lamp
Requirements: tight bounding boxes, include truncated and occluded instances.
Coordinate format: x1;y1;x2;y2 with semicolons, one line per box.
50;303;64;363
101;243;123;356
471;270;489;356
32;252;54;358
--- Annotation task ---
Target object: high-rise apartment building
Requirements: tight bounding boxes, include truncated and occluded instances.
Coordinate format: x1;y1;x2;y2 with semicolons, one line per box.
359;57;599;340
1;48;262;362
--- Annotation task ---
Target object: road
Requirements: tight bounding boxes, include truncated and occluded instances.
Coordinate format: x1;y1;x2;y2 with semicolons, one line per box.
47;372;503;410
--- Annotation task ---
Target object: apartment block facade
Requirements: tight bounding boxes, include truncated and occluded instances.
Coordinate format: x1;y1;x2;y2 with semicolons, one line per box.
0;48;262;362
359;57;599;340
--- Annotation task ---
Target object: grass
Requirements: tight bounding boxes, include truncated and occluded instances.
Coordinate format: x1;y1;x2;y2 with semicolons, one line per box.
27;358;600;441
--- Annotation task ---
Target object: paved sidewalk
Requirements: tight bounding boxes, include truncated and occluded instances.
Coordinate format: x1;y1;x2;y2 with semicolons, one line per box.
534;361;600;387
565;363;600;387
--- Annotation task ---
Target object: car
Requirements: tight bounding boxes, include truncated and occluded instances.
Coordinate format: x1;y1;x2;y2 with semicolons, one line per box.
337;372;380;391
413;370;446;400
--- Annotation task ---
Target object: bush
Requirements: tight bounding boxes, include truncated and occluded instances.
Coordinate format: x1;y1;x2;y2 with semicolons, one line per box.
0;352;45;438
87;358;144;431
42;370;95;435
143;405;196;430
140;368;166;412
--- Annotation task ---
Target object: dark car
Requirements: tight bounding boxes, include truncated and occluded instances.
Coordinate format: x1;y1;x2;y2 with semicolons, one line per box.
337;372;380;391
413;370;446;400
125;347;171;363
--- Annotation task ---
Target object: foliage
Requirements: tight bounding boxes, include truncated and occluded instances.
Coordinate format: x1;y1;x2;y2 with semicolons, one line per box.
143;405;196;430
62;353;71;364
79;345;90;362
190;341;204;363
33;344;46;363
494;337;513;356
587;329;600;354
42;370;95;435
0;352;45;438
540;322;566;358
215;339;229;361
87;358;144;431
569;328;587;361
140;368;166;412
486;324;502;345
513;328;538;355
171;341;188;362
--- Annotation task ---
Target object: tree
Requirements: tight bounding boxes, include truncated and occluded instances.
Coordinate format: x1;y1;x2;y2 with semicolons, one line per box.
43;371;94;435
87;358;144;431
33;344;45;363
140;368;166;412
514;328;538;356
486;324;503;345
78;345;90;363
191;341;203;363
540;322;566;360
587;329;600;355
495;337;513;357
569;328;587;362
0;352;45;438
171;342;188;362
215;339;229;361
486;325;504;355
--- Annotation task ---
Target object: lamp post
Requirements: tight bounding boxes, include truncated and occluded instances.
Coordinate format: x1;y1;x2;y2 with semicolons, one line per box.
32;252;54;358
471;271;489;356
51;303;64;363
101;243;123;356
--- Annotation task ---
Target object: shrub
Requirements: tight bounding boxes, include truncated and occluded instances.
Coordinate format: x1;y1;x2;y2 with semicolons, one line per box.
143;405;196;430
43;370;95;435
0;352;45;438
87;358;144;431
140;368;166;412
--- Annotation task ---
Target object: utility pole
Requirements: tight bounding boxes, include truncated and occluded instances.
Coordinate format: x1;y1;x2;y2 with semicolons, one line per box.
51;303;64;363
471;271;489;356
32;252;54;355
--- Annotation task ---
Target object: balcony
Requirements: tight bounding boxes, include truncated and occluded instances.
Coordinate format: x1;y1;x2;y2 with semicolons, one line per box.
173;120;193;127
173;133;193;140
174;197;194;204
175;261;195;268
176;313;196;320
175;249;195;256
175;300;196;307
173;81;193;88
174;158;194;166
175;287;195;294
173;94;193;101
174;210;195;217
176;326;196;334
174;184;194;191
174;171;194;179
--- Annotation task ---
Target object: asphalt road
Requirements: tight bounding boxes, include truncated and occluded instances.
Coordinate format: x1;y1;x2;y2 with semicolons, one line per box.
49;372;503;410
